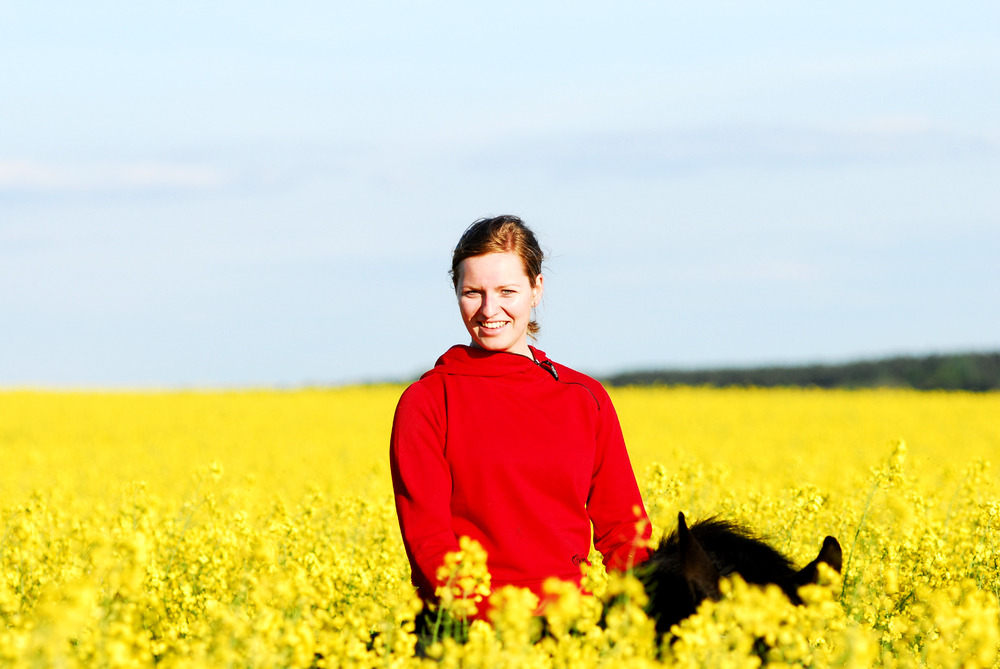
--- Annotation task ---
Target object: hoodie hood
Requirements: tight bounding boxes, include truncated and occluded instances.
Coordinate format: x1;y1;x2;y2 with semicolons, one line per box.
421;345;552;379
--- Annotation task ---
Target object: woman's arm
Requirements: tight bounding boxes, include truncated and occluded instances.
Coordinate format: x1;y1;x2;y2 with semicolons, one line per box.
389;382;461;600
586;385;653;572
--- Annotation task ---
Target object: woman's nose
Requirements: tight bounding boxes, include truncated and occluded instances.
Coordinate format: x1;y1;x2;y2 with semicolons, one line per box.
479;293;498;317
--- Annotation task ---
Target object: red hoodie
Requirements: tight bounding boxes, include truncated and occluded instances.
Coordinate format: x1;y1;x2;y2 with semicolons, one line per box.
390;345;652;606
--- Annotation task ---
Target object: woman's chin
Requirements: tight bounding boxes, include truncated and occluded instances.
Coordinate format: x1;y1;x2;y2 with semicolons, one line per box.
473;338;532;358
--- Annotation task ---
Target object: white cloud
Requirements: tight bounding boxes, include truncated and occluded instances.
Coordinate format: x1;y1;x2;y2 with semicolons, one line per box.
0;160;231;192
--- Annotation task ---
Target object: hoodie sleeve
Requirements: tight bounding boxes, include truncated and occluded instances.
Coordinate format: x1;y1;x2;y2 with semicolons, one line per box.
389;380;460;600
585;382;652;571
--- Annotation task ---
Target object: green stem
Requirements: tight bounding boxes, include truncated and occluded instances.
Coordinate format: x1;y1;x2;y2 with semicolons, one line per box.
842;478;879;606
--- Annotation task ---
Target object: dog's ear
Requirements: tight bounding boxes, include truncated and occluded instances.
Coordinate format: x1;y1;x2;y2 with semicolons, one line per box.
795;536;843;585
678;512;721;602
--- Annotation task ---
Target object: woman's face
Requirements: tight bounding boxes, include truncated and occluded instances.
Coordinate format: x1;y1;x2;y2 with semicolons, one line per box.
456;251;543;358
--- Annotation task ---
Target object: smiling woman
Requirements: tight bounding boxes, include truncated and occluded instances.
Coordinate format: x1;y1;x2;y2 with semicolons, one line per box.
389;215;652;637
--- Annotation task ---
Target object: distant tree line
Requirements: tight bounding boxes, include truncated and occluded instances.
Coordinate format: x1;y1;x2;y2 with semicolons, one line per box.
602;352;1000;392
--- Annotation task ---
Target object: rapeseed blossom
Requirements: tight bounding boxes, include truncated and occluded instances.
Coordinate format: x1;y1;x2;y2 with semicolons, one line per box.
436;536;492;620
1;386;998;667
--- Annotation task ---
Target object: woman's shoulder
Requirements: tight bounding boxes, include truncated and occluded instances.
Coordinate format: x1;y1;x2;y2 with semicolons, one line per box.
399;369;445;401
560;365;613;402
534;348;613;402
393;374;447;429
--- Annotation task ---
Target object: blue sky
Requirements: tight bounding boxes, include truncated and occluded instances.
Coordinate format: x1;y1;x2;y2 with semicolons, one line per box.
2;1;998;387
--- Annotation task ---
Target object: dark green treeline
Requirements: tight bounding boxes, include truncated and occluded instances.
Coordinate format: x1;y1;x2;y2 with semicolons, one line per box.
602;352;1000;391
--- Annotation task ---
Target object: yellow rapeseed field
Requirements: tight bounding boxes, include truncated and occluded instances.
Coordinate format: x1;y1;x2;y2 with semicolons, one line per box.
1;386;998;667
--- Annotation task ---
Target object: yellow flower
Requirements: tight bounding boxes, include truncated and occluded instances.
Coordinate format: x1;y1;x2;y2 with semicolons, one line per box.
2;386;998;667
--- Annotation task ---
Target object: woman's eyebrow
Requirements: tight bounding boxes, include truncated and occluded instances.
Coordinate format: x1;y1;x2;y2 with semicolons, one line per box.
461;283;520;290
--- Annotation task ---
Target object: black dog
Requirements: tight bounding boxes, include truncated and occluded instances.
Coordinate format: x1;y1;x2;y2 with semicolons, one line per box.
635;512;843;635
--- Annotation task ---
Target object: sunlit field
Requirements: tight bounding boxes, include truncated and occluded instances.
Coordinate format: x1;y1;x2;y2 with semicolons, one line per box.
2;387;998;667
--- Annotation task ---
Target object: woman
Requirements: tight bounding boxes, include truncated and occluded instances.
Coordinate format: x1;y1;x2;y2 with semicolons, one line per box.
390;215;652;618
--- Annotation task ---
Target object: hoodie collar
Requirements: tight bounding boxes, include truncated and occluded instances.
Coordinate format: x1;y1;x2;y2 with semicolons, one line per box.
421;345;552;379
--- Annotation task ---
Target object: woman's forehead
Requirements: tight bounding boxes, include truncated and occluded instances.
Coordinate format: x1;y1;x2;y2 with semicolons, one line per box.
457;252;532;284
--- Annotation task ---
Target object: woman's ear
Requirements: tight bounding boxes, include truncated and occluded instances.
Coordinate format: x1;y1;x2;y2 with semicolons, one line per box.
531;274;544;306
